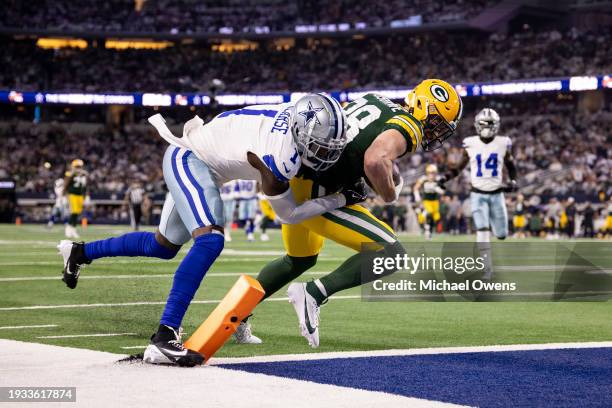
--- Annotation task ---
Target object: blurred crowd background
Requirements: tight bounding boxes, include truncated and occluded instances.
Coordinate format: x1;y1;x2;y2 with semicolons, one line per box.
0;0;610;234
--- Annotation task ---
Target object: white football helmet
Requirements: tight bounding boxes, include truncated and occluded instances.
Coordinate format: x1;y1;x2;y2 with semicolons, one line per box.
474;108;500;139
291;94;347;172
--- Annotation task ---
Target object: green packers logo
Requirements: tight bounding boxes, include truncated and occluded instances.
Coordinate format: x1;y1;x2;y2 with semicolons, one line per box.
430;84;449;102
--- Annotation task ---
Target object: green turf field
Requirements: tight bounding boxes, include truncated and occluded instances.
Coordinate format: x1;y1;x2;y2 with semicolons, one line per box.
0;224;611;357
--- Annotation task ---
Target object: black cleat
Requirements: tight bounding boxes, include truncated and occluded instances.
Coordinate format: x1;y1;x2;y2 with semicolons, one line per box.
57;240;91;289
143;325;204;367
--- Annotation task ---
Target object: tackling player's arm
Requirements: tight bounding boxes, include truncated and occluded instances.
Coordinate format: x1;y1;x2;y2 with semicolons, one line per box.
363;129;407;203
246;152;363;224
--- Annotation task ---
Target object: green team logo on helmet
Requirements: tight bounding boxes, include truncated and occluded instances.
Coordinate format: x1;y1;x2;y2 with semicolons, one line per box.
430;84;449;102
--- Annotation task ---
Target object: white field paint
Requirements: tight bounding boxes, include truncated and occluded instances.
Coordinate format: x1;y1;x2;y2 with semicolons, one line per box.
0;339;463;408
37;332;137;339
0;324;58;330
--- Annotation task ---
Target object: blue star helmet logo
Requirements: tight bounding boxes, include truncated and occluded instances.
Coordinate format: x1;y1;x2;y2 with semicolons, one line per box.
298;101;324;126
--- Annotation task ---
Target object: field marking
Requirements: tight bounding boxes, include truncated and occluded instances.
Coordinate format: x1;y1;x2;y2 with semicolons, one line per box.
0;257;347;266
211;341;612;365
0;271;330;282
37;332;136;339
0;324;58;330
120;345;148;349
0;295;360;311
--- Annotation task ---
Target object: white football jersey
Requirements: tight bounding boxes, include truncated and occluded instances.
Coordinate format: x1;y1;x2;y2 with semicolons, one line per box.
149;103;300;186
236;179;258;200
463;135;512;192
220;180;238;201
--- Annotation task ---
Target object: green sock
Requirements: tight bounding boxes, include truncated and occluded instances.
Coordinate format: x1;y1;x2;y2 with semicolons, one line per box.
311;241;406;304
256;254;317;300
69;213;78;227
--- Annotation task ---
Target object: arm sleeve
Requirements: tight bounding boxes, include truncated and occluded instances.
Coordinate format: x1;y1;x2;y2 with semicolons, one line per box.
265;188;346;224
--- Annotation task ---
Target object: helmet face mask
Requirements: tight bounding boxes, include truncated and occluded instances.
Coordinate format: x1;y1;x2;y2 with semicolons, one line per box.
422;112;456;151
292;94;347;172
474;108;500;139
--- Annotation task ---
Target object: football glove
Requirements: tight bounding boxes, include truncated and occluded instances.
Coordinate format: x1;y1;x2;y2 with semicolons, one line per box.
503;180;518;193
341;179;368;205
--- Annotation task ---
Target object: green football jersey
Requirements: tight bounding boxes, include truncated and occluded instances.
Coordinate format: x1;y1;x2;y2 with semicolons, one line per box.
312;93;423;193
65;170;88;195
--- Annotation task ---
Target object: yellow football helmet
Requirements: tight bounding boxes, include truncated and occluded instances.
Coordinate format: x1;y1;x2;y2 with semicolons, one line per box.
71;159;84;169
405;79;463;151
425;164;438;175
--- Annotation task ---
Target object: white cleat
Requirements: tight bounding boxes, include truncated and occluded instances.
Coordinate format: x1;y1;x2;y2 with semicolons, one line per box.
260;233;270;242
287;282;320;348
224;232;232;242
247;232;255;242
58;240;73;271
232;321;262;344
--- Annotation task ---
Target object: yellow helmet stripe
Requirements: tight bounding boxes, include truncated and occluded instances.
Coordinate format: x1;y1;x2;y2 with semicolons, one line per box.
387;117;418;150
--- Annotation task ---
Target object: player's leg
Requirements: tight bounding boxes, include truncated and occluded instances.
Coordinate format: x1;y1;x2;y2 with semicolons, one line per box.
58;194;187;289
66;194;83;238
471;192;493;279
145;146;225;366
286;205;403;347
134;203;142;231
489;192;508;240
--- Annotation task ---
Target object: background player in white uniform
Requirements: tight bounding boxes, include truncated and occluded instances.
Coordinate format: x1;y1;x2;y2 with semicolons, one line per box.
47;177;68;228
236;179;259;241
58;94;367;366
220;180;238;241
440;108;518;278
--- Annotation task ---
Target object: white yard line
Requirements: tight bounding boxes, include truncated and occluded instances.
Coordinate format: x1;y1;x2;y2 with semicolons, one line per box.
37;332;136;339
0;271;329;282
0;324;58;330
211;341;612;365
120;345;148;349
0;295;360;311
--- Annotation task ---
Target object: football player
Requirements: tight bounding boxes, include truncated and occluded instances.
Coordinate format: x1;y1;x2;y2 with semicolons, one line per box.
239;79;462;347
439;108;518;278
47;177;68;229
57;94;362;366
413;164;445;240
63;159;88;238
512;193;527;238
236;179;259;241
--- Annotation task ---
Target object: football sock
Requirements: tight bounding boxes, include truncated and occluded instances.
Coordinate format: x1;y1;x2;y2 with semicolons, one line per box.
257;255;317;300
309;241;406;305
69;213;78;227
246;219;255;234
84;231;178;261
160;232;224;329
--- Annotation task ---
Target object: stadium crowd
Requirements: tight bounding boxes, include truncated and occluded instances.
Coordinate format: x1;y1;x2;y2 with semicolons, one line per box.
1;28;610;93
1;0;490;34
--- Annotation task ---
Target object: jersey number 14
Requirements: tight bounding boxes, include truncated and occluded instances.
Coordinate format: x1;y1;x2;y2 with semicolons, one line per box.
475;153;498;177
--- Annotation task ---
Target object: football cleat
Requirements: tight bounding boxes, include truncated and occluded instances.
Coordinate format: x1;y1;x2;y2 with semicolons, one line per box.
58;240;90;289
247;232;255;242
232;321;262;344
287;282;320;348
143;325;204;367
260;233;270;242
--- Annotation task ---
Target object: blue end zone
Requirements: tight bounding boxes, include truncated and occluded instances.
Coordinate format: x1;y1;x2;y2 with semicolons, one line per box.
220;348;612;407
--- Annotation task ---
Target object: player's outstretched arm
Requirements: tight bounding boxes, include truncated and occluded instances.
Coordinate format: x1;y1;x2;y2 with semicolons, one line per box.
364;129;407;203
247;152;346;224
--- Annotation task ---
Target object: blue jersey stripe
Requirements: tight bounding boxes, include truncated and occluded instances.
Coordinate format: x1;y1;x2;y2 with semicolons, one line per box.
170;148;204;227
181;151;215;225
262;154;289;182
218;108;278;118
